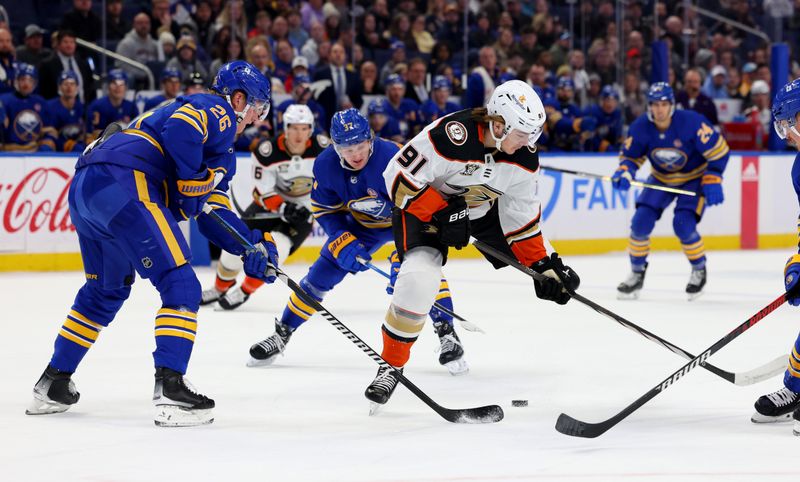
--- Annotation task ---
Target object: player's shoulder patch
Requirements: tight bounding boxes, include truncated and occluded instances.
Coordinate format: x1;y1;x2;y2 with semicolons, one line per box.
427;110;484;162
253;139;277;165
444;120;468;146
316;134;330;148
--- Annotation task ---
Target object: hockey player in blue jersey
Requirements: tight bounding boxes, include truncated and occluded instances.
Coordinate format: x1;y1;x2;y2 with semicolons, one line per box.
585;85;623;152
420;75;461;124
274;74;327;133
25;61;279;427
86;69;139;142
247;108;468;375
612;82;730;300
542;76;597;151
0;62;56;151
384;74;422;140
142;68;182;112
751;77;800;432
367;98;403;143
44;70;85;152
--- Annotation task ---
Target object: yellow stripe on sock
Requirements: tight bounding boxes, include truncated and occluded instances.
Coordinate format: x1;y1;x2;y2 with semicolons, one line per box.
59;329;92;348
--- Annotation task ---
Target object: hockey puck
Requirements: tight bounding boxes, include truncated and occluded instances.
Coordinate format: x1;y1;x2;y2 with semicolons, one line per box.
511;400;528;407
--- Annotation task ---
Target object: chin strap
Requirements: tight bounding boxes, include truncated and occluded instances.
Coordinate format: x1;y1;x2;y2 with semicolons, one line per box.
488;120;508;151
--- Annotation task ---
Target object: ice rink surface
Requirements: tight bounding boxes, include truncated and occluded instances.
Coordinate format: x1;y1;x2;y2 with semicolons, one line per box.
2;249;800;482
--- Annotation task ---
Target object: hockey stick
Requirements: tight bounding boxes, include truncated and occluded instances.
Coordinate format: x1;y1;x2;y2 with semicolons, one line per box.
556;293;787;438
202;206;504;424
471;239;787;386
540;165;696;196
356;257;486;334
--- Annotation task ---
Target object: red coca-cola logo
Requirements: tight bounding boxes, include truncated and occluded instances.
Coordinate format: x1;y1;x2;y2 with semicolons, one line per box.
1;167;75;234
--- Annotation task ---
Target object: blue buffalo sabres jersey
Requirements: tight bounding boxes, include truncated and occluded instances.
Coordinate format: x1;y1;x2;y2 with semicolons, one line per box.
310;138;400;235
621;109;730;186
0;91;50;150
585;104;623;152
76;93;252;255
420;99;461;124
45;97;85;152
385;98;421;139
86;96;139;138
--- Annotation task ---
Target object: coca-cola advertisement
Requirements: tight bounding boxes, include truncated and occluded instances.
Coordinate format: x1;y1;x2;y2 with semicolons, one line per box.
0;155;78;253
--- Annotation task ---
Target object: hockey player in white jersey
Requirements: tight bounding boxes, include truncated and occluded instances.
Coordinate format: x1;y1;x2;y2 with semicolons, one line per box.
201;104;329;309
365;80;581;406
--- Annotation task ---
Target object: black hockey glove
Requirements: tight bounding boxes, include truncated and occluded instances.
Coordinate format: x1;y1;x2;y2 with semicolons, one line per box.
531;253;581;305
281;202;311;225
431;196;470;249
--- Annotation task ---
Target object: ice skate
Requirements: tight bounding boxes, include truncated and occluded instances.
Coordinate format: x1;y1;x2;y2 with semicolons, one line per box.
686;267;707;301
247;319;293;367
793;409;800;436
365;365;403;415
216;287;249;311
26;365;80;415
153;367;215;427
200;285;226;306
434;322;469;375
617;263;647;300
751;387;800;423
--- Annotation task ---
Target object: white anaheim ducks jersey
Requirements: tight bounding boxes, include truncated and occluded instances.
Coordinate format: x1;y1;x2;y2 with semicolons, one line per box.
383;109;552;265
250;133;330;211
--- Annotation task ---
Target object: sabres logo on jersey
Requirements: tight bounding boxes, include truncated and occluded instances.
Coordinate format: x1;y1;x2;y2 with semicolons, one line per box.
13;109;43;142
347;195;392;228
650;148;688;172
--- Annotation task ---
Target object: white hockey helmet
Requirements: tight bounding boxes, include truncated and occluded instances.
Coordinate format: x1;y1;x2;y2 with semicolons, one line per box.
283;104;315;132
486;80;546;150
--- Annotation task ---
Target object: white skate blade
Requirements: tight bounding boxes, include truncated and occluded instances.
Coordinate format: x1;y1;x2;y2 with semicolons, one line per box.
25;396;71;415
444;358;470;376
687;290;705;301
154;405;214;427
751;411;794;424
617;290;640;300
246;355;279;368
368;402;383;416
794;420;800;436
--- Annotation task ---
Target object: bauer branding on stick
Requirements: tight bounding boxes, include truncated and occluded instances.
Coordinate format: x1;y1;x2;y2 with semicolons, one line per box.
512;400;528;407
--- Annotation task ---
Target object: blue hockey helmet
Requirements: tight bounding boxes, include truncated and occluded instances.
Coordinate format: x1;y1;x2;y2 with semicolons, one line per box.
772;78;800;140
646;82;674;103
330;108;373;170
385;74;405;88
646;82;675;121
556;76;575;90
107;69;128;84
212;60;271;121
432;75;452;91
600;85;619;100
367;99;388;116
58;70;79;85
161;68;181;82
16;62;38;81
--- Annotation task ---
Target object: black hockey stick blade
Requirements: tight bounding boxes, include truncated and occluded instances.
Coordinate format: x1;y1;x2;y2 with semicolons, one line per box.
398;373;504;423
555;293;787;438
203;206;503;424
472;238;786;387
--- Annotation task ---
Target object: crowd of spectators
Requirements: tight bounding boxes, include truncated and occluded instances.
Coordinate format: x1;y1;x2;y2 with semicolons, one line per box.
0;0;795;153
